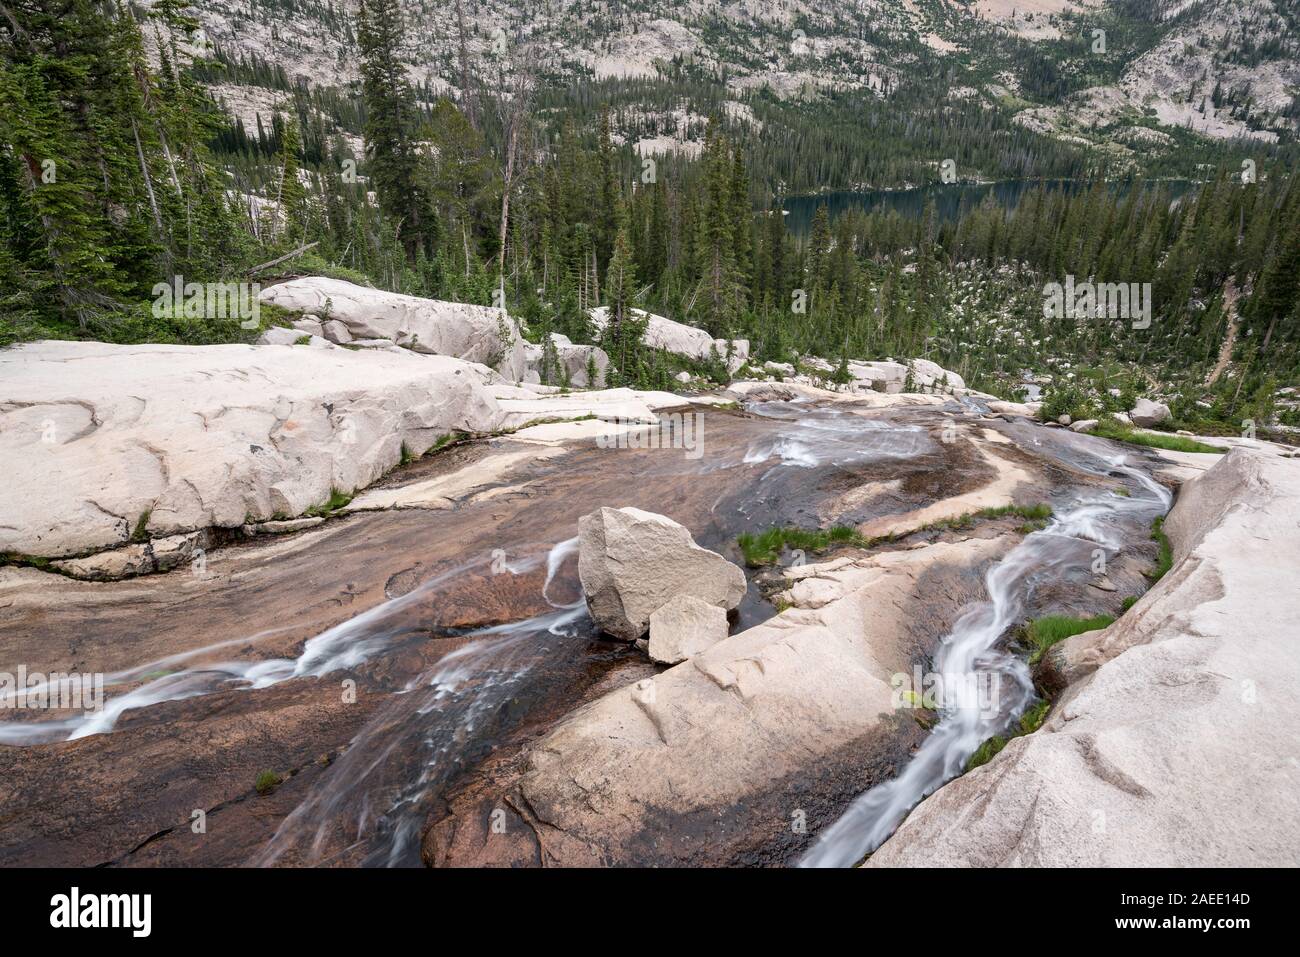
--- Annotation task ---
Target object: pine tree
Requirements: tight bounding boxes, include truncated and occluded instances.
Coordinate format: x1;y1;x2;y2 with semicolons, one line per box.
356;0;436;258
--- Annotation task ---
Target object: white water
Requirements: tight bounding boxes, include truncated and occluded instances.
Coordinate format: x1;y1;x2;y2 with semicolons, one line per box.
254;536;586;867
800;454;1171;867
0;554;544;745
744;403;933;469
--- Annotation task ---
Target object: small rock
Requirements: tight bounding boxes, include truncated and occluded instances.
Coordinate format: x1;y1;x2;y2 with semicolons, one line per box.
648;595;730;664
1057;414;1072;426
256;326;303;346
321;319;353;344
1070;419;1100;434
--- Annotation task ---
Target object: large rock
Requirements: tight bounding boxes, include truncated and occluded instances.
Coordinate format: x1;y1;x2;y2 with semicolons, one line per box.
834;358;965;395
589;306;749;374
259;276;529;381
577;507;746;640
1129;397;1171;428
0;341;504;560
869;449;1300;867
522;333;609;388
648;595;729;664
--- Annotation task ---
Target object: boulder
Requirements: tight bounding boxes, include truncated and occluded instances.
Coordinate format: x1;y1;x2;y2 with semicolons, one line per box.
648;595;730;664
577;507;746;640
589;306;749;374
523;334;609;388
0;341;504;560
869;449;1300;867
259;276;529;381
1069;418;1099;434
320;319;353;344
1129;397;1171;428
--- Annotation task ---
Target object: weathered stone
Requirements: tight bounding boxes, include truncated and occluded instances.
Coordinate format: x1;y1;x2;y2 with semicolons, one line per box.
260;276;528;380
577;507;746;640
1070;418;1099;433
0;341;504;558
320;319;353;344
648;595;729;664
589;306;749;374
1130;397;1171;427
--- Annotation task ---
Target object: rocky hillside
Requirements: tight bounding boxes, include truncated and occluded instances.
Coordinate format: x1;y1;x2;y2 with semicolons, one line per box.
170;0;1298;166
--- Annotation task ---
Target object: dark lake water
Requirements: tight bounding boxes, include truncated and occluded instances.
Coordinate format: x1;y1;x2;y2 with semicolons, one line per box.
783;179;1192;234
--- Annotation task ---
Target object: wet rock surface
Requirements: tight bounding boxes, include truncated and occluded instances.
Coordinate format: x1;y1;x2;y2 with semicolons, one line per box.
0;392;1194;867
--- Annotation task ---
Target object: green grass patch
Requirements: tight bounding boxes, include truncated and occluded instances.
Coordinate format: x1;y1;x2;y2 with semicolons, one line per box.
304;487;353;518
1024;613;1116;665
737;524;870;567
1092;417;1225;454
254;770;282;795
1147;516;1173;582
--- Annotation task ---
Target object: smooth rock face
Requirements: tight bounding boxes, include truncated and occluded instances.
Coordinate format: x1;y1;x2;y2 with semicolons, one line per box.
259;276;528;380
869;449;1300;867
0;341;504;559
577;507;746;640
648;595;729;664
1129;397;1172;427
589;306;749;374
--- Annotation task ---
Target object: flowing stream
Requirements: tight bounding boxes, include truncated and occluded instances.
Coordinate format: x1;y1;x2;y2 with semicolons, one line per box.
254;537;586;866
799;453;1171;867
0;397;1175;867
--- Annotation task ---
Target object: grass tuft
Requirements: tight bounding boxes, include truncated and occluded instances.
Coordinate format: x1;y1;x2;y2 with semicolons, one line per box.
1147;516;1173;582
736;524;870;567
254;770;282;795
1024;613;1116;665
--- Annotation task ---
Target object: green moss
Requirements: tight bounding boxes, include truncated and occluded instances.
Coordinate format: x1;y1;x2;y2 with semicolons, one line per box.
254;770;282;795
1121;595;1139;612
1024;613;1116;664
